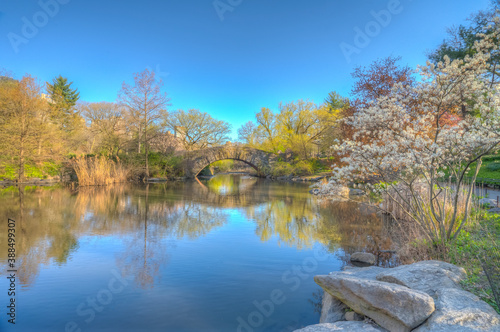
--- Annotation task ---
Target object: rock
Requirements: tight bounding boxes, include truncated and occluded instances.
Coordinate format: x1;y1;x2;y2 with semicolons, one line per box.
309;188;320;195
488;207;500;213
147;178;168;182
351;252;377;266
376;260;467;298
337;266;385;280
345;311;364;321
349;188;365;196
479;198;497;207
314;275;435;332
294;321;385;332
320;292;347;323
414;287;500;331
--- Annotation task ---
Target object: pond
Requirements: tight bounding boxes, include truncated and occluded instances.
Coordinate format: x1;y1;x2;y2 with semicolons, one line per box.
0;174;395;332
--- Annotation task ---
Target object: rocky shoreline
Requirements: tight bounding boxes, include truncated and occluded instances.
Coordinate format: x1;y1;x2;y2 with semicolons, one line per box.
296;255;500;332
0;177;61;187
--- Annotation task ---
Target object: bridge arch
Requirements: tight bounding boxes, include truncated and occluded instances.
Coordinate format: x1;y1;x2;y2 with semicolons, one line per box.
182;144;276;178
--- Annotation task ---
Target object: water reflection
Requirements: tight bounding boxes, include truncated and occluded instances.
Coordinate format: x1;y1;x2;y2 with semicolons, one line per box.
205;175;257;196
0;175;395;290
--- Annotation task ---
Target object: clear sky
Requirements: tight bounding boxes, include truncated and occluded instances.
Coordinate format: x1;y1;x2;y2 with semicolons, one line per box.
0;0;491;139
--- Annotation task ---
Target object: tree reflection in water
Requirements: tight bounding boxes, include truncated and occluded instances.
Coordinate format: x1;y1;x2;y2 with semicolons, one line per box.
0;175;397;290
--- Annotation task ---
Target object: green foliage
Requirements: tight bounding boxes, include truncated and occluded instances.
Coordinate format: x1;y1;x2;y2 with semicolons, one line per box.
291;160;314;176
211;160;234;173
472;160;500;180
440;157;500;185
46;75;81;133
446;212;500;313
240;99;344;159
270;162;294;177
147;152;184;178
270;160;316;176
325;91;349;112
309;158;332;173
482;154;500;162
24;164;45;178
0;165;17;180
0;162;61;180
46;75;80;109
486;162;500;172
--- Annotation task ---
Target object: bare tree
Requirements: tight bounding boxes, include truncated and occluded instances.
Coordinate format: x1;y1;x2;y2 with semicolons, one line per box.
118;69;170;177
237;121;257;145
165;109;231;151
81;102;129;154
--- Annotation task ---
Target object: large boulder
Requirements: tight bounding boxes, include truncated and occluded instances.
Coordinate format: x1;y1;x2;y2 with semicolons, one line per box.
294;321;386;332
337;266;385;280
314;275;435;332
319;266;383;324
344;311;364;321
351;252;377;266
376;260;467;298
320;292;347;323
478;198;497;207
414;287;500;331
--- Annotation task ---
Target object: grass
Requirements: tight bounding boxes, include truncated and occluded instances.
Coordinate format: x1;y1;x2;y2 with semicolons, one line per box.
445;210;500;313
469;154;500;182
71;156;129;186
393;187;500;313
0;161;62;180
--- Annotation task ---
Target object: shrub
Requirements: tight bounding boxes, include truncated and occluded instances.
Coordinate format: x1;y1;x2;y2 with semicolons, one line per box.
482;154;500;162
148;152;184;178
271;162;293;176
292;160;314;176
486;162;500;172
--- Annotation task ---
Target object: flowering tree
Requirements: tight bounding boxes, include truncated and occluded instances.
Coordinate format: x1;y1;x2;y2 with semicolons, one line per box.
327;28;500;244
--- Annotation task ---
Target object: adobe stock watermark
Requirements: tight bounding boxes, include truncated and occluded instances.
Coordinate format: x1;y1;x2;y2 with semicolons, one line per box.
7;0;71;54
64;269;133;332
213;0;243;22
146;64;170;80
340;0;410;63
236;246;330;332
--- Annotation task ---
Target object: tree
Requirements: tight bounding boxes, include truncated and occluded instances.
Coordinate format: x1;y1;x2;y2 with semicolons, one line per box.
46;75;80;131
242;101;342;158
149;130;182;155
351;56;415;105
165;109;231;151
0;75;45;182
341;56;415;144
325;91;349;112
237;121;257;145
81;102;129;154
118;69;170;178
276;100;339;159
254;107;279;152
326;31;500;243
428;3;500;89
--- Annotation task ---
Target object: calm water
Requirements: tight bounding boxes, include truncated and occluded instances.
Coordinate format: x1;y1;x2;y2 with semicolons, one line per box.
0;175;393;332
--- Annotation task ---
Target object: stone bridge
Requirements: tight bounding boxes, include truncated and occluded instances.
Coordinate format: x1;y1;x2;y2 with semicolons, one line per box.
181;143;276;178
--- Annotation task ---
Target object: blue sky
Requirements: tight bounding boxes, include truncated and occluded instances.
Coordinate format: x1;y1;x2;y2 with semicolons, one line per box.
0;0;491;139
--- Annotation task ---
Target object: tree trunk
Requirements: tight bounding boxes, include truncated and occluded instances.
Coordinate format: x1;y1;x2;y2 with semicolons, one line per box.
38;136;42;156
19;136;25;184
138;124;142;154
145;126;149;179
